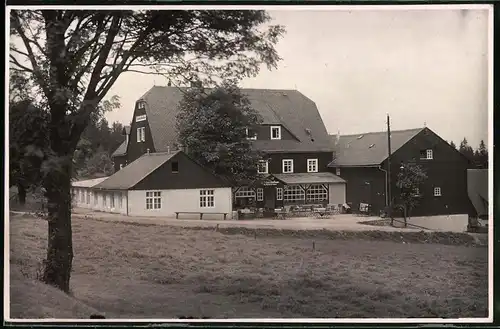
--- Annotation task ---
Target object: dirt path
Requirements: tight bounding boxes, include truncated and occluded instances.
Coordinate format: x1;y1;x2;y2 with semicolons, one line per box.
68;208;428;233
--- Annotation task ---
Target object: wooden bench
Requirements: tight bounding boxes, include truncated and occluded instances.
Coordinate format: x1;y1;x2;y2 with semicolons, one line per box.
175;212;228;220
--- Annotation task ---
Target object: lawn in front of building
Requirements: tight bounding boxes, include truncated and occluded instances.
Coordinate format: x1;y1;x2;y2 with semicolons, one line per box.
9;213;488;319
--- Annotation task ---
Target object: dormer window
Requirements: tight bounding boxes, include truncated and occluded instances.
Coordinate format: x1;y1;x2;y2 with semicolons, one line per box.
257;160;268;174
245;128;257;140
271;126;281;140
137;101;146;110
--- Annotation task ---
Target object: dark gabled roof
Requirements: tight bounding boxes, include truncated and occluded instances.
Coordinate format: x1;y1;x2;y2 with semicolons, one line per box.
111;126;130;157
467;169;488;217
328;128;424;167
138;86;333;153
273;172;346;185
111;140;128;157
95;151;180;190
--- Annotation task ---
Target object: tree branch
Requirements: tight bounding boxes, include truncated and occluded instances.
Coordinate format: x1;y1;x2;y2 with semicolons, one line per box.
66;15;110;79
9;55;34;73
11;11;51;98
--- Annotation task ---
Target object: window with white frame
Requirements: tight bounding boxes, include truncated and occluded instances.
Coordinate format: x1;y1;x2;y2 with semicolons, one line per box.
94;193;98;205
110;193;115;208
256;188;264;201
86;191;90;204
135;114;147;122
306;184;328;202
137;102;146;110
307;159;318;173
118;193;123;208
283;185;305;202
434;187;442;197
146;191;161;209
282;159;294;173
276;187;283;201
270;126;281;140
103;194;107;207
137;127;145;142
235;187;256;199
200;189;215;208
336;167;341;176
257;160;268;174
420;149;433;160
245;128;257;140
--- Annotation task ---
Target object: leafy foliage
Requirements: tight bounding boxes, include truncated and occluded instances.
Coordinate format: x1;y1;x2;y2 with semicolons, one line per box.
78;149;115;178
73;96;125;178
176;83;264;185
9;100;49;203
394;163;428;226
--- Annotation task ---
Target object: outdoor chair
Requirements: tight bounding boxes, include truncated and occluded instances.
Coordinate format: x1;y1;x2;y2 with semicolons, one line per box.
359;203;371;216
328;204;341;215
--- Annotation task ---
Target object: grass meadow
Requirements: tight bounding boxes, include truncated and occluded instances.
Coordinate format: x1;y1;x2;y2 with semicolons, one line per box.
9;213;488;319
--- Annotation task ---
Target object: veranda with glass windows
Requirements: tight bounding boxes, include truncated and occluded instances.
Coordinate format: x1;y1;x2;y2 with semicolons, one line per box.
232;183;331;209
232;172;346;217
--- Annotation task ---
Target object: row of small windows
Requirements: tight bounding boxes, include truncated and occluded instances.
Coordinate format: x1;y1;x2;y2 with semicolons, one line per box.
258;158;318;174
135;123;283;145
73;189;216;210
145;189;215;210
73;189;124;209
235;185;328;202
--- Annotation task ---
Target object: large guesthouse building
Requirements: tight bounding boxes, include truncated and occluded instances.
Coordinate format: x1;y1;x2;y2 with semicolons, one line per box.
106;86;346;216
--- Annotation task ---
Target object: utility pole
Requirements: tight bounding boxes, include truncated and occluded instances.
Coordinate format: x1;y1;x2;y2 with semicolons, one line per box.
387;114;393;223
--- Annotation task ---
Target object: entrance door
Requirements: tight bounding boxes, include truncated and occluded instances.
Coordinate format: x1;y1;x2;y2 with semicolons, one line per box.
264;186;276;210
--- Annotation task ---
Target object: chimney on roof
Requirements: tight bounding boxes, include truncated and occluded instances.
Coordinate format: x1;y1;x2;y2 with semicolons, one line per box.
335;130;340;145
167;146;170;154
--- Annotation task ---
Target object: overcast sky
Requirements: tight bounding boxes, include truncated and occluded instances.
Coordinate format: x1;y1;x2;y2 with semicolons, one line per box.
105;6;491;148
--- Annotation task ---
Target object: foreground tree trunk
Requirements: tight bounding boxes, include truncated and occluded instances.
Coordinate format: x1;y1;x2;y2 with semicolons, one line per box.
42;157;74;293
17;183;26;206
